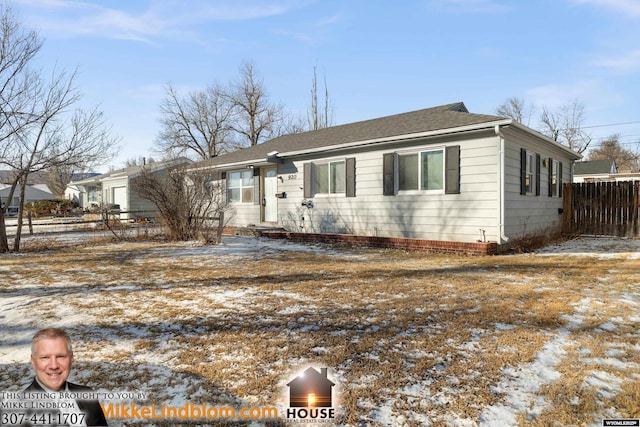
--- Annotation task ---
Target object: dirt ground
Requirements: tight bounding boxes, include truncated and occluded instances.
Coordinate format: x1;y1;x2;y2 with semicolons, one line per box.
1;234;639;426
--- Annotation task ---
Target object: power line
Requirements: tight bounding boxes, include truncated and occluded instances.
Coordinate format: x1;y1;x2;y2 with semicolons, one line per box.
579;120;640;130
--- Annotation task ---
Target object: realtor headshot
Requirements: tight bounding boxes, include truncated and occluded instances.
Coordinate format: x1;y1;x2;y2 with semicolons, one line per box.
23;327;108;426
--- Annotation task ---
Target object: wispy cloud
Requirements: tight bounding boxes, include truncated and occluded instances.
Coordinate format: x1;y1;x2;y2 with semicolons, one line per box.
427;0;511;14
525;79;623;112
571;0;640;17
274;12;344;46
593;50;640;73
12;0;307;44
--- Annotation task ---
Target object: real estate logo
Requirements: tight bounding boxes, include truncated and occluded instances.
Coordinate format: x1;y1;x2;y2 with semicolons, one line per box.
285;367;336;422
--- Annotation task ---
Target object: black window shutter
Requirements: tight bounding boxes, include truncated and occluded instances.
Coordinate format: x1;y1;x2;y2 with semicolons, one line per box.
253;167;260;204
445;145;460;194
535;153;541;196
383;153;395;196
548;157;553;197
346;157;356;197
520;148;527;195
303;163;313;198
221;171;227;203
559;162;563;197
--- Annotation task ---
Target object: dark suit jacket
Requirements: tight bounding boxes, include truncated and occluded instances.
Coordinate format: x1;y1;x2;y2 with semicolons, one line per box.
23;379;108;426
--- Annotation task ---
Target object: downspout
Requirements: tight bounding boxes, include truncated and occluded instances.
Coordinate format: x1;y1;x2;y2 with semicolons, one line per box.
495;125;509;244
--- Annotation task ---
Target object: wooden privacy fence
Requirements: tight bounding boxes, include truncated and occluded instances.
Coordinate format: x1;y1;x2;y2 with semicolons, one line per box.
562;181;640;237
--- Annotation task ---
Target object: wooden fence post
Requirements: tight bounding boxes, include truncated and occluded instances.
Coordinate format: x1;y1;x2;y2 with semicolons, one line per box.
562;183;573;234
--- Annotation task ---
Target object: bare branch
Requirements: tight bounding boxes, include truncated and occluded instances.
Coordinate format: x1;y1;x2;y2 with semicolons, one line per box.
495;97;535;126
228;60;283;146
156;83;234;159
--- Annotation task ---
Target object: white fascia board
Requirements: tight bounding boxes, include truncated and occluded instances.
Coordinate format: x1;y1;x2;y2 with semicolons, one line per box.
189;158;266;172
276;120;513;158
506;121;582;160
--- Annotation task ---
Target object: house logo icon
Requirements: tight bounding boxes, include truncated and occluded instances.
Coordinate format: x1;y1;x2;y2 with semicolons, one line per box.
285;367;336;420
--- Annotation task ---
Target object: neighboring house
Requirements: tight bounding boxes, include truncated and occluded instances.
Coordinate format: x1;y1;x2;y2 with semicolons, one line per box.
65;173;101;207
0;170;55;213
69;158;191;219
195;102;581;250
573;159;617;183
0;184;55;214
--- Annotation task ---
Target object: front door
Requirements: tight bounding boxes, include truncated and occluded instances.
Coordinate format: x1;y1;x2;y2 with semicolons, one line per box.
263;168;278;223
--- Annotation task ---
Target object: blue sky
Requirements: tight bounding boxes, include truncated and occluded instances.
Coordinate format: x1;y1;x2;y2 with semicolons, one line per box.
9;0;640;171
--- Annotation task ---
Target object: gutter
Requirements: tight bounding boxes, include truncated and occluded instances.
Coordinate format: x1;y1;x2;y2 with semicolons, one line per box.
495;125;510;244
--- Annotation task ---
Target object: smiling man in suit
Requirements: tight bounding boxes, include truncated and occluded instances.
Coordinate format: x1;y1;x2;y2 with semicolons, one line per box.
24;327;108;426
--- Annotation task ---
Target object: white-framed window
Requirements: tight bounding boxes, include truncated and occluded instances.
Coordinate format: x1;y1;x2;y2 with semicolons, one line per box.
525;151;535;195
397;149;444;192
227;170;254;203
550;160;559;197
314;160;345;195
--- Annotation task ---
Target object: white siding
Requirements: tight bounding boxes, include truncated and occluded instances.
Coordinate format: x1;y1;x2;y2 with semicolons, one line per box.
225;168;261;226
277;133;501;243
502;129;574;239
220;127;578;244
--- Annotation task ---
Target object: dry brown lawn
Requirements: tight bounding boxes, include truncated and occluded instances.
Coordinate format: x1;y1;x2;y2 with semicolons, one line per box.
1;235;639;426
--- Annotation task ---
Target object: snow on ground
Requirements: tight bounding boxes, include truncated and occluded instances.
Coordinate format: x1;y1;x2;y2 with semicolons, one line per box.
537;235;640;258
0;234;639;426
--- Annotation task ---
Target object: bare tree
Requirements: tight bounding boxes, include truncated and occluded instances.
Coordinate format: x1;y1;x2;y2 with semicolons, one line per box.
45;165;73;199
308;64;334;130
0;6;118;252
539;99;592;154
496;97;592;155
156;83;234;160
277;114;307;136
229;61;283;146
495;96;535;126
3;74;118;251
124;156;156;167
131;165;233;243
587;134;639;172
0;5;44;252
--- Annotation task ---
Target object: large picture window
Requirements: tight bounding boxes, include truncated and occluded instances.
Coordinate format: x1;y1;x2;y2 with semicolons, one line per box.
383;146;459;196
227;170;254;203
314;160;345;194
398;149;444;192
304;158;356;198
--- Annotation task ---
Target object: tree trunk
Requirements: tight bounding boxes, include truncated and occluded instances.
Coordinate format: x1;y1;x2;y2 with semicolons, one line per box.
0;211;9;253
0;176;23;253
13;175;28;252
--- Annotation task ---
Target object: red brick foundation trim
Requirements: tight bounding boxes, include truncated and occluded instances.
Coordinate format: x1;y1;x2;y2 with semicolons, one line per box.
257;231;497;255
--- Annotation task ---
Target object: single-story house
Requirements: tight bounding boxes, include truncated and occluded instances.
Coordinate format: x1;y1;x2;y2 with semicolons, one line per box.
65;173;101;207
1;184;55;215
69;158;191;219
573;159;617;182
0;171;55;214
195;102;581;252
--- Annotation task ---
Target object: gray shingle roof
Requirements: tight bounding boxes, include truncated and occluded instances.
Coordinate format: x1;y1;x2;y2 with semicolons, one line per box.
574;159;616;175
0;170;48;185
70;158;192;184
202;102;506;166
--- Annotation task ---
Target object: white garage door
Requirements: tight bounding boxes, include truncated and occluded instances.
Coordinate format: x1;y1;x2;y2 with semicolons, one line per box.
112;186;127;210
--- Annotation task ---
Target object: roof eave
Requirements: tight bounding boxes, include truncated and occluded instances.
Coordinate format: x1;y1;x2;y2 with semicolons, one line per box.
277;119;513;158
191;158;271;172
506;121;582;160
